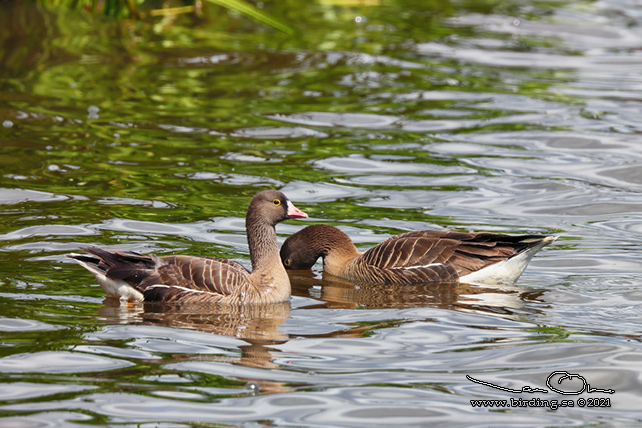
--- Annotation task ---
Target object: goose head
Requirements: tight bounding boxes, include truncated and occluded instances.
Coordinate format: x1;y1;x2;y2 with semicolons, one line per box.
280;224;357;271
246;190;308;227
280;226;320;270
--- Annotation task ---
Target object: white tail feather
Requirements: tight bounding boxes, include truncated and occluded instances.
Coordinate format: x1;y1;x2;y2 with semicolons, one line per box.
460;236;557;285
69;254;144;302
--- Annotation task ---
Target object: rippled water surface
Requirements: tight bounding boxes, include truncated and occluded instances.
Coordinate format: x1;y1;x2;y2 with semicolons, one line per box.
1;0;642;426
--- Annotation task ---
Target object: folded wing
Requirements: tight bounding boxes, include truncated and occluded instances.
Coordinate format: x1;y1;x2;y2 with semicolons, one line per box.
357;231;548;283
74;247;252;304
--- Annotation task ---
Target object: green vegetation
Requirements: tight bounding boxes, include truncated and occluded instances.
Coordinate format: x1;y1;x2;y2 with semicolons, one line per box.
32;0;297;35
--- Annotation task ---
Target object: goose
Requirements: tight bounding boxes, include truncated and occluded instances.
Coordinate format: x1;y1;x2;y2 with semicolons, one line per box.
280;224;556;285
68;190;308;304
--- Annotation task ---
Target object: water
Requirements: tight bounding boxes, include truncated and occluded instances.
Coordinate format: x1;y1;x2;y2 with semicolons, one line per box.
1;0;642;426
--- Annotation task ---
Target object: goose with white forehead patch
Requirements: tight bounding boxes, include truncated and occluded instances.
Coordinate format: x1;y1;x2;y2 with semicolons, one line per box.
68;190;307;304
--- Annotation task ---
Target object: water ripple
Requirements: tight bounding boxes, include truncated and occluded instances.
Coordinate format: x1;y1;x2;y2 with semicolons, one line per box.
0;351;133;373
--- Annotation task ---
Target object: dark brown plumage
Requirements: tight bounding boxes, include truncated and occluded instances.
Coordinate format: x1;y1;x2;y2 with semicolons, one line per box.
280;224;556;285
68;190;307;304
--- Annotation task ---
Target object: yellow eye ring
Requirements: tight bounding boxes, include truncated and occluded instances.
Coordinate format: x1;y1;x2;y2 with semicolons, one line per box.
273;199;281;206
284;259;291;266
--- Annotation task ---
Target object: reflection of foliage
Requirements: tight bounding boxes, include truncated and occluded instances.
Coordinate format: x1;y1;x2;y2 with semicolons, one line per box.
0;0;572;231
353;319;404;337
527;325;573;342
0;0;571;243
30;0;297;34
0;296;101;357
206;0;296;34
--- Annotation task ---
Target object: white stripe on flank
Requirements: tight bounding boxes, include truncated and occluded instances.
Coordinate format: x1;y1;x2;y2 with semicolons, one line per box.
146;284;209;294
390;263;443;270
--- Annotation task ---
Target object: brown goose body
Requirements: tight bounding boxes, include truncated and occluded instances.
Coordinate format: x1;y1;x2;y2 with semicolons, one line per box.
68;190;307;304
280;224;556;285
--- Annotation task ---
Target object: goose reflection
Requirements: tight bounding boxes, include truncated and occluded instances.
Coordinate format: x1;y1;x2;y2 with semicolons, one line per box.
96;299;293;393
97;298;290;341
288;269;534;318
98;299;287;362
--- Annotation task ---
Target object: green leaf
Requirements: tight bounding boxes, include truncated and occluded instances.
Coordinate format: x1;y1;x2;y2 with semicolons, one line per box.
205;0;297;35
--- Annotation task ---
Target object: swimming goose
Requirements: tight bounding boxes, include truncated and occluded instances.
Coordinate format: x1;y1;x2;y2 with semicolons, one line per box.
280;224;556;285
68;190;308;304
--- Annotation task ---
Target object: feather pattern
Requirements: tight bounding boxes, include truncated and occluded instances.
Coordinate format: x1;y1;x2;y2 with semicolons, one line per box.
68;190;307;304
280;225;556;285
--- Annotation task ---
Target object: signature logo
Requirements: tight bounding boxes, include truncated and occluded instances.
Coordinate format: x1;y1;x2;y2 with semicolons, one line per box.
467;371;615;395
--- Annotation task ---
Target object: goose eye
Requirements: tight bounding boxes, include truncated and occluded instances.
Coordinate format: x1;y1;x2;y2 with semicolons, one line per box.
284;259;291;267
273;199;281;206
